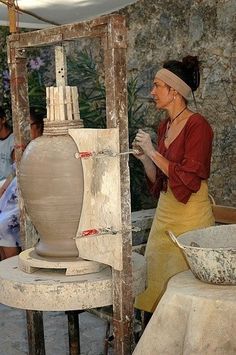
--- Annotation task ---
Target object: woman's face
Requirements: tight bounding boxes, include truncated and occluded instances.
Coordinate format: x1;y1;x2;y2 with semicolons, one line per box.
30;120;41;140
151;78;174;109
0;117;6;132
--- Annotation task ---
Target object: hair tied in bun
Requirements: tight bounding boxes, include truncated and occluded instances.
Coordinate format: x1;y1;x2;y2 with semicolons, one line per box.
182;56;200;92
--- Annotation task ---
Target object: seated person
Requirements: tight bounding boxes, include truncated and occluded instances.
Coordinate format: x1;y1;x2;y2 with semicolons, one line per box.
0;174;20;259
0;107;45;260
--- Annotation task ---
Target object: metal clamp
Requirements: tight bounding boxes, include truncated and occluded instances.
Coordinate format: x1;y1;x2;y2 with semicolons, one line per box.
75;149;140;160
75;225;141;238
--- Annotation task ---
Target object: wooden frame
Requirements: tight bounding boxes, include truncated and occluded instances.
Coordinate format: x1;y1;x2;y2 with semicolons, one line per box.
7;14;133;354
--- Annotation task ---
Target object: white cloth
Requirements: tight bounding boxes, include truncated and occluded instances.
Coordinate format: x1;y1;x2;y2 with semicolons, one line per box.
0;177;20;247
0;132;14;181
133;271;236;355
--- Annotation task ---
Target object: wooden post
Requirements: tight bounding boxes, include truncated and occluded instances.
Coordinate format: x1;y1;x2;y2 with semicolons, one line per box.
55;46;82;355
7;14;133;355
7;0;17;33
104;16;134;354
26;310;46;355
7;45;29;247
8;43;46;355
55;45;68;86
66;311;81;355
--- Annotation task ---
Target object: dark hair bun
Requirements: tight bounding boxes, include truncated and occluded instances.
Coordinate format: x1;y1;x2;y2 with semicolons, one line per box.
182;56;200;92
163;56;200;92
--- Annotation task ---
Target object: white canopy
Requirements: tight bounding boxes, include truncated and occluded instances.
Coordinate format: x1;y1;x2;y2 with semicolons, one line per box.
0;0;137;29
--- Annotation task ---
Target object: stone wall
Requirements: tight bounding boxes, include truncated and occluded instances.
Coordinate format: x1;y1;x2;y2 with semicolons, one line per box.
118;0;236;206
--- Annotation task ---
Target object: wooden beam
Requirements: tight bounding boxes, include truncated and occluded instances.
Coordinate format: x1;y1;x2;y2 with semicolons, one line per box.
26;310;45;355
66;311;81;355
7;0;17;33
55;46;68;87
8;16;112;48
8;43;46;355
7;14;133;354
104;16;134;354
7;45;30;248
212;205;236;224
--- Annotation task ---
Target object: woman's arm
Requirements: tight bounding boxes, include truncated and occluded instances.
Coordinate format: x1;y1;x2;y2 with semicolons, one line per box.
148;150;169;176
0;173;15;198
140;155;157;184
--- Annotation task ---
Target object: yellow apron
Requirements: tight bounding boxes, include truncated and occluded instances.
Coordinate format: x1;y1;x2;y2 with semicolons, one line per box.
135;181;215;313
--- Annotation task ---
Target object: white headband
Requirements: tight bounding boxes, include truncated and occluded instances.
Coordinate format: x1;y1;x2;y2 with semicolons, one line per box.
155;68;191;99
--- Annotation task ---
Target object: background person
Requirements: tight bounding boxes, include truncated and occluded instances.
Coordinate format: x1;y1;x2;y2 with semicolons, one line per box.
0;107;14;185
133;56;215;321
0;107;45;260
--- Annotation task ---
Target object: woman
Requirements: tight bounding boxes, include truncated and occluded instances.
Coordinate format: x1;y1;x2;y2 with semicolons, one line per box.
134;56;214;317
0;107;45;260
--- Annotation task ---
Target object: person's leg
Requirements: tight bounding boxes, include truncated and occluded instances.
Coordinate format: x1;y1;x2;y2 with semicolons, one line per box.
0;247;5;260
143;311;153;327
1;246;21;259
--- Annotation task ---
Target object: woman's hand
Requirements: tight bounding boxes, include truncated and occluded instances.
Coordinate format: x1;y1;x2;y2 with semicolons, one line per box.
131;138;142;155
132;136;151;162
134;129;156;157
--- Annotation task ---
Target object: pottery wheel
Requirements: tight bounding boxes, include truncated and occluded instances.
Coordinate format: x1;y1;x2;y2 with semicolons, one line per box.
0;252;146;311
18;248;106;276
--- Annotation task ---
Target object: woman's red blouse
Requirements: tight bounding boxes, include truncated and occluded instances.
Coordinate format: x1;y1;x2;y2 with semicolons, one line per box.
149;113;213;204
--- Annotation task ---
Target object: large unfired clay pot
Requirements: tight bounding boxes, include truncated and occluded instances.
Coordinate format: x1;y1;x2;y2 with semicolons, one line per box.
19;86;84;258
19;132;84;257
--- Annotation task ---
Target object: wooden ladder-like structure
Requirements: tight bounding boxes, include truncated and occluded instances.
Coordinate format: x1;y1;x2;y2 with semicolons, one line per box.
8;15;133;355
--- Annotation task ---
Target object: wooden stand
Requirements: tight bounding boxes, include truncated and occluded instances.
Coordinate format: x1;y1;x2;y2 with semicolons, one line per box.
0;253;146;353
8;15;134;354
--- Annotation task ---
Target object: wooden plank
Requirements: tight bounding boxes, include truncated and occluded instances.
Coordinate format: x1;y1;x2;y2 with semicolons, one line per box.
8;47;45;355
212;205;236;224
71;87;80;120
70;128;121;233
66;311;81;355
104;16;134;355
46;87;51;122
8;16;112;48
26;310;45;355
53;87;60;121
66;86;73;120
132;209;155;246
7;0;17;33
131;209;155;230
69;127;123;271
58;86;66;121
49;86;55;121
76;234;123;271
7;47;40;249
55;46;68;86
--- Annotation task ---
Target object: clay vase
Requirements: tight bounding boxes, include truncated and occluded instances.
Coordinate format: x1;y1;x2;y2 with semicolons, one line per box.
19;86;84;258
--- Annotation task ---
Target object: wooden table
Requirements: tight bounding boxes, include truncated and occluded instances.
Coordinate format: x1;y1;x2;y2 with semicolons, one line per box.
134;270;236;355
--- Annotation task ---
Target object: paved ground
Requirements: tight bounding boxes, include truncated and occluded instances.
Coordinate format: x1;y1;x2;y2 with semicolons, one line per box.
0;303;113;355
